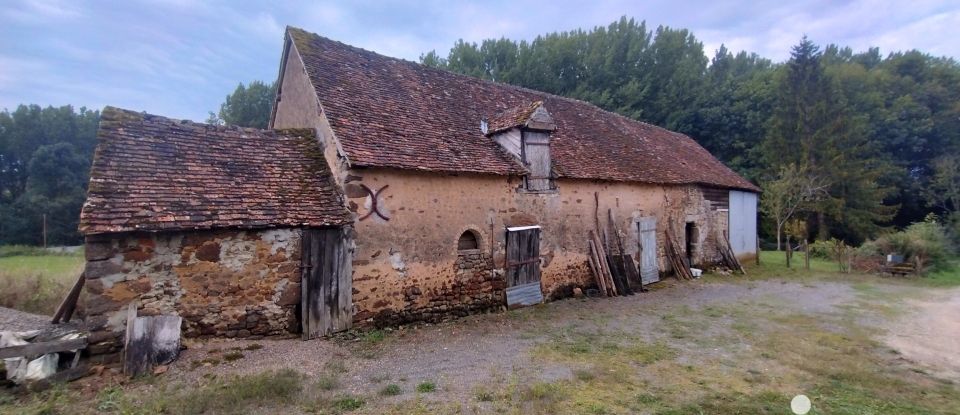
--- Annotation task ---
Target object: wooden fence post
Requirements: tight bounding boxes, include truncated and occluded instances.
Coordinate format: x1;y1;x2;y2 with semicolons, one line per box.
785;236;791;269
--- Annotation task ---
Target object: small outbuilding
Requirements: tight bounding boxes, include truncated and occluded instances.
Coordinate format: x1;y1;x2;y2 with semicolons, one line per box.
79;108;352;354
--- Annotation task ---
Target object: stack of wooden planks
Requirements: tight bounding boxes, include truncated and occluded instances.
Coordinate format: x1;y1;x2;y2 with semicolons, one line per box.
587;230;617;296
716;232;746;274
586;210;646;296
665;227;694;280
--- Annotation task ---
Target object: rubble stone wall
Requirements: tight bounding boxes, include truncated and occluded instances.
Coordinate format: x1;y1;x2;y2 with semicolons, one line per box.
83;228;302;354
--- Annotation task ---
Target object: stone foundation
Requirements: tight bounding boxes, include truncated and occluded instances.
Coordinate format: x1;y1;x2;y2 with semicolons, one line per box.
363;250;505;327
83;228;303;354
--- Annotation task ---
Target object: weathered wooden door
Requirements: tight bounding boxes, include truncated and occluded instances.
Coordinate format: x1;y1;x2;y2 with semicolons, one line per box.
505;226;543;307
522;131;552;191
300;228;352;339
638;217;660;285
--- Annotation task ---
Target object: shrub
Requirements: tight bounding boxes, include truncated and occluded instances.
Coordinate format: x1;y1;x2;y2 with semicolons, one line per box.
873;219;952;271
379;384;402;396
416;381;436;393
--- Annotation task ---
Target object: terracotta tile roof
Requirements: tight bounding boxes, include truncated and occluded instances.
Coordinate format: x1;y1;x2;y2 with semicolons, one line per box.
486;101;545;135
79;107;351;235
288;27;759;192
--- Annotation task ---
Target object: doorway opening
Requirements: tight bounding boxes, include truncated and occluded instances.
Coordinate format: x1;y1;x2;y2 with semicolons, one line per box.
685;222;698;267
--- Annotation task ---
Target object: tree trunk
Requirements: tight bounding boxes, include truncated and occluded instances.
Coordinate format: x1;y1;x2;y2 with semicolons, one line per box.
776;223;783;251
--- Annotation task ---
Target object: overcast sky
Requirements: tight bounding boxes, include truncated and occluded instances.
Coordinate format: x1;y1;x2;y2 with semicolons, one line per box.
2;0;958;121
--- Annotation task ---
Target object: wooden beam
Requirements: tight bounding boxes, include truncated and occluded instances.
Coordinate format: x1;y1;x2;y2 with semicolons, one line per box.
0;338;87;359
52;273;85;324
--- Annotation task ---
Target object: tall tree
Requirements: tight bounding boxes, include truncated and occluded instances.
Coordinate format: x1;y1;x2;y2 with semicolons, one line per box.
212;81;277;128
0;105;98;245
763;37;896;243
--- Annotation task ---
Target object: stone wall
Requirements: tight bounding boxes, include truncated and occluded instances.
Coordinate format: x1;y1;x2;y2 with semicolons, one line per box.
83;228;302;354
362;249;505;327
346;168;730;324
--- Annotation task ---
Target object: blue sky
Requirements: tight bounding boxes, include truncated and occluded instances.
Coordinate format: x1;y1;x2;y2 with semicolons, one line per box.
2;0;958;121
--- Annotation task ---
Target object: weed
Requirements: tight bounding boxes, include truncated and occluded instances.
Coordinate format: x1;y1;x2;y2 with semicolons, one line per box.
223;351;245;361
380;384;402;396
244;343;264;351
474;388;495;402
362;329;386;343
573;368;596;381
96;386;123;412
332;395;365;411
316;373;340;391
416;381;437;393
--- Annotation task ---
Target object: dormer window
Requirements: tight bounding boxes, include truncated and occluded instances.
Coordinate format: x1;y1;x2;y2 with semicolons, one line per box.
485;101;557;192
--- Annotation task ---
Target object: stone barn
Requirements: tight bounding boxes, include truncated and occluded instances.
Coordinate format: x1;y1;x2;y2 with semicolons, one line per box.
79;108;352;354
269;27;759;326
79;26;760;351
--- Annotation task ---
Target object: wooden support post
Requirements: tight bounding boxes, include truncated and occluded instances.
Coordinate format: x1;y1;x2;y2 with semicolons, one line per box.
785;236;791;269
756;234;761;266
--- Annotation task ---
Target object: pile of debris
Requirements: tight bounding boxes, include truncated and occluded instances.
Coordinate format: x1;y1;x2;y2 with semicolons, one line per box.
0;328;88;387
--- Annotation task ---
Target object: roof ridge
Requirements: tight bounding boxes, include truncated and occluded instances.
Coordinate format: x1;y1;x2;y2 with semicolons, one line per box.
101;106;310;138
286;27;683;137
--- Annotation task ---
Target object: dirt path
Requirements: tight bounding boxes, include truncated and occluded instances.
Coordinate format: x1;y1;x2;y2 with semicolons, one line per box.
884;287;960;381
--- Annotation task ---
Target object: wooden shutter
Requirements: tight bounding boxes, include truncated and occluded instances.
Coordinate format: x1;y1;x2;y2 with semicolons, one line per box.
522;131;552;191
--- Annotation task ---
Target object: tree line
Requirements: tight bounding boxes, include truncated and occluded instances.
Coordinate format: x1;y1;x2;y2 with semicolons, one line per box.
2;16;957;246
420;17;960;244
0;81;273;246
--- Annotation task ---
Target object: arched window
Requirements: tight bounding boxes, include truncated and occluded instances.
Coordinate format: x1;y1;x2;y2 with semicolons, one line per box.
458;230;480;251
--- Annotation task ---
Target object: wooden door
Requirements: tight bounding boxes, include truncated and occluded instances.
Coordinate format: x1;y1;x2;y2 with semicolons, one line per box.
638;217;660;285
505;226;543;307
522;131;552;191
300;228;352;339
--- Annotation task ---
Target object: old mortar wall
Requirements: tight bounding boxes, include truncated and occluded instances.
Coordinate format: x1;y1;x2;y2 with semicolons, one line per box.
271;40;350;187
346;168;724;326
83;228;303;354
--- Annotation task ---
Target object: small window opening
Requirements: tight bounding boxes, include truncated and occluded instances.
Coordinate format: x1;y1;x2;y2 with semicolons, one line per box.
458;230;479;251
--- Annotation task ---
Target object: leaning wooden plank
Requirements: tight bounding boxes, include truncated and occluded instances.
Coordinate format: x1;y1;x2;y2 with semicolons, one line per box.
124;315;183;377
51;273;85;324
623;254;644;292
608;210;634;295
592;232;617;296
0;338;87;360
586;239;607;296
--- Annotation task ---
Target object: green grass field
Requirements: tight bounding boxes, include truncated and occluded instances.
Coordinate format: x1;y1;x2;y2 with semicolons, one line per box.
0;255;85;278
0;252;83;315
747;250;960;287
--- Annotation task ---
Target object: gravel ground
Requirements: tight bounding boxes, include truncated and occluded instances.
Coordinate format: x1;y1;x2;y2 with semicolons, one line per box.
0;306;87;340
166;278;864;405
0;306;53;333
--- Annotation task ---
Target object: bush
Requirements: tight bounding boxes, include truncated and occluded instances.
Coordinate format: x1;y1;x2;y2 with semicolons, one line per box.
807;238;854;261
873;219;952;271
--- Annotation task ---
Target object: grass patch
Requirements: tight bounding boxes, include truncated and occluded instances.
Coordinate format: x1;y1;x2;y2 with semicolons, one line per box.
415;381;437;393
0;254;83;314
222;350;245;361
316;373;341;391
331;395;365;412
379;383;402;396
920;259;960;287
244;343;264;351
